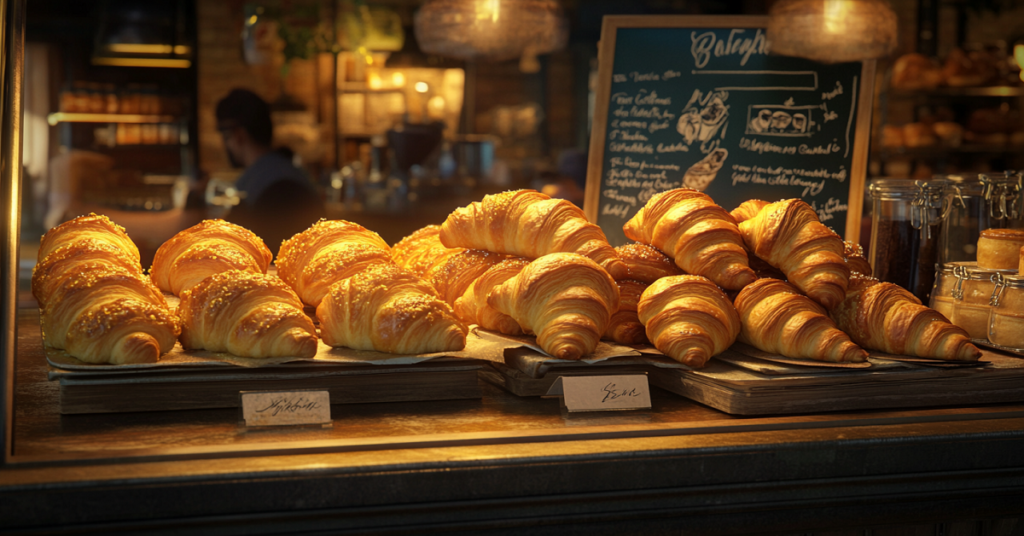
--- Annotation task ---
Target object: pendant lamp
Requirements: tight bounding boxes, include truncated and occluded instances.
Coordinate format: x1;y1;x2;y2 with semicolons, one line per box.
767;0;898;64
414;0;568;63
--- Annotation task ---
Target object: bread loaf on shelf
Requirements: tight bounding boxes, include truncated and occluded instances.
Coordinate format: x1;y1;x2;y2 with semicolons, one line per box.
178;271;318;358
276;220;393;306
623;188;756;290
392;224;463;277
830;275;981;361
488;253;619;360
454;257;531;335
317;263;467;354
149;219;273;296
440;189;628;279
734;278;868;363
637;274;741;368
739;199;850;309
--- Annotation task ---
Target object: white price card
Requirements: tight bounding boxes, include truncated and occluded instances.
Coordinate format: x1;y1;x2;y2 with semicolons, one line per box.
240;390;331;427
546;375;652;412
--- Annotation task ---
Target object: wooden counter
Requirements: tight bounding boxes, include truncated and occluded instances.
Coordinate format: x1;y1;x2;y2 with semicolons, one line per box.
3;308;1024;534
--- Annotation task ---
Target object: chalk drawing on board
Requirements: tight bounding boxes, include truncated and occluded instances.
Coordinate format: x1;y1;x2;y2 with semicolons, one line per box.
677;90;730;149
682;148;728;191
691;70;819;91
746;105;819;137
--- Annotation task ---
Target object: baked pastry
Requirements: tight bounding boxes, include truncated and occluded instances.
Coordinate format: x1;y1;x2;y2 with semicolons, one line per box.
730;199;769;224
276;219;392;306
32;239;142;308
41;271;179;364
427;249;508;306
932;121;963;147
150;220;273;296
440;189;627;279
844;241;873;276
604;279;648;345
614;243;684;284
318;263;467;354
734;278;868;362
903;123;937;148
488;253;619;360
942;48;995;87
890;53;943;90
624;188;756;290
38;213;140;264
739;199;850;309
831;275;980;361
454;257;531;334
637;274;741;368
977;229;1024;270
881;124;904;148
178;271;318;358
392;224;463;277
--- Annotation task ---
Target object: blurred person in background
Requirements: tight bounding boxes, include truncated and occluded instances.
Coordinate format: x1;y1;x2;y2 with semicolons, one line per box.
215;88;324;250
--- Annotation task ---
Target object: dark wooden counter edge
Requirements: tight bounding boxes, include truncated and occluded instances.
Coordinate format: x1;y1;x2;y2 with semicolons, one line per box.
2;414;1024;534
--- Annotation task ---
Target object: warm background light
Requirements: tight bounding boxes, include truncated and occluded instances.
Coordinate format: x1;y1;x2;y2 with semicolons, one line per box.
767;0;897;64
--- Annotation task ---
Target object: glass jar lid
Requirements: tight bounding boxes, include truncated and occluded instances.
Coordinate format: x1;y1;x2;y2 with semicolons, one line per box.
950;262;1015;299
990;273;1024;306
941;171;1023;222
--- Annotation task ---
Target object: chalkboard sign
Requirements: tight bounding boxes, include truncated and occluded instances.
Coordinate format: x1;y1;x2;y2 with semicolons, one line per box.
584;16;875;246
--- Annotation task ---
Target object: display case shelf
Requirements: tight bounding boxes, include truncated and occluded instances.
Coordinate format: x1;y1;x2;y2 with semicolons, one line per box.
889;86;1024;98
46;112;179;125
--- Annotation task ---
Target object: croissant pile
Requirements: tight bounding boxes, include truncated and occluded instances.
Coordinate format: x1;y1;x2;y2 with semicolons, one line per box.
33;214;179;364
35;184;974;368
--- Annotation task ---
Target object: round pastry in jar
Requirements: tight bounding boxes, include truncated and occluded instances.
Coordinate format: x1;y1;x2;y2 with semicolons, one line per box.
977;229;1024;270
989;274;1024;350
929;263;957;319
951;263;1016;340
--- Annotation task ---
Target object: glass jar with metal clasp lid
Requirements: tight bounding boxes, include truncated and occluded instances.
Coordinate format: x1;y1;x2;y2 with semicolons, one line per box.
938;171;1024;265
928;263;957;319
868;178;945;303
950;262;1016;340
988;273;1024;351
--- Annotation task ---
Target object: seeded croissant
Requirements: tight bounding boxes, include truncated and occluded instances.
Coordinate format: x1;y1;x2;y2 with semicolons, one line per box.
392;224;463;277
150;219;273;296
277;219;393;306
38;213;139;264
454;257;531;335
178;271;318;358
317;263;467;354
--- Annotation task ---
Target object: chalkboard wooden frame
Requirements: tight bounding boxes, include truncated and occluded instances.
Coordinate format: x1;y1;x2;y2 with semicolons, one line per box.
584;15;876;242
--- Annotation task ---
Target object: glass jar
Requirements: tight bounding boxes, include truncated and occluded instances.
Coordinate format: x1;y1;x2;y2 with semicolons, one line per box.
989;274;1024;350
951;263;1015;340
929;263;957;319
868;178;944;303
938;172;1024;265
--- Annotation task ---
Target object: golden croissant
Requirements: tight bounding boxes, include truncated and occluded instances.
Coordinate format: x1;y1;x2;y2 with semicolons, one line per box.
623;188;756;290
488;253;619;360
454;257;530;335
150;220;273;296
41;271;179;364
734;278;868;362
844;241;873;276
392;225;463;277
428;249;508;306
440;189;628;279
277;219;392;306
178;271;318;358
38;213;140;264
32;238;142;308
604;279;649;345
831;275;981;361
614;243;684;284
637;274;741;368
317;263;467;354
730;199;769;224
739;199;850;309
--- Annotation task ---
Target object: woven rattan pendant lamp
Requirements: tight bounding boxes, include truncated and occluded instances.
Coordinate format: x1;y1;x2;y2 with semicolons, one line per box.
767;0;898;63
